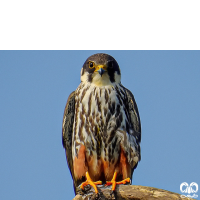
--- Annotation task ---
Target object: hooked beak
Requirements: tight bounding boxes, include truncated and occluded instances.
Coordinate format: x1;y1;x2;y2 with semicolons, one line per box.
98;68;105;76
95;65;107;76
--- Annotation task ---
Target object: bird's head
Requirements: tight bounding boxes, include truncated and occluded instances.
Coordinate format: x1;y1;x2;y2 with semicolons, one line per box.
81;53;121;87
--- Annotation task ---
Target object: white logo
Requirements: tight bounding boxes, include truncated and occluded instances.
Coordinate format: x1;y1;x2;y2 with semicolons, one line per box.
180;182;198;198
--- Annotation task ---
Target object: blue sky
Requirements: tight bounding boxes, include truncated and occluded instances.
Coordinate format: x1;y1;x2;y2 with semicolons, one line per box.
0;51;200;199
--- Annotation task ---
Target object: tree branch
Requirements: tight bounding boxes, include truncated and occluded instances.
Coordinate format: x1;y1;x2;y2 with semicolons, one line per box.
73;185;194;200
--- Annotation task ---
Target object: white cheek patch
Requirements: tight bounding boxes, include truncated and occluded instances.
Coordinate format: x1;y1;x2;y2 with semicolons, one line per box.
81;71;89;82
114;72;121;84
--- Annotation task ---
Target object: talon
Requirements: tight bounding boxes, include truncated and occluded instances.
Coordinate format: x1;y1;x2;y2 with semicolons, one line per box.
117;177;130;185
106;172;131;192
80;172;102;194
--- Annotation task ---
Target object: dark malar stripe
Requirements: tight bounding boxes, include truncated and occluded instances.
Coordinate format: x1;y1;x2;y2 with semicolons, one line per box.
88;74;93;82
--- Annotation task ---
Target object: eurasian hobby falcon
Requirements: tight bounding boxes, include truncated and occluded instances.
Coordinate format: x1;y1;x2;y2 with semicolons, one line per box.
62;53;141;195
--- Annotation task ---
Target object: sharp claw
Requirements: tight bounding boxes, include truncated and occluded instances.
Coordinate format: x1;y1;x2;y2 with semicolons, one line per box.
110;190;115;196
106;172;131;193
80;172;102;194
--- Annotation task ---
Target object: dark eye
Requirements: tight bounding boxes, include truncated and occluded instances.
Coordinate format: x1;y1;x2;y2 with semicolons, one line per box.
89;61;94;69
108;61;113;68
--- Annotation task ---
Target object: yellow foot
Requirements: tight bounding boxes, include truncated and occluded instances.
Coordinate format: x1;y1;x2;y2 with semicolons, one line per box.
80;172;102;194
105;172;130;191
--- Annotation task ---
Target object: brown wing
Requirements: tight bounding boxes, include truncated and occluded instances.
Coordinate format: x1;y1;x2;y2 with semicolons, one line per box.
123;86;141;175
125;88;141;177
62;91;76;190
125;88;141;146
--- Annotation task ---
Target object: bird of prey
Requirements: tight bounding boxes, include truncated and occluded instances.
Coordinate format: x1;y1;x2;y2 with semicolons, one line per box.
62;53;141;195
